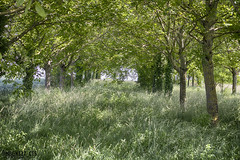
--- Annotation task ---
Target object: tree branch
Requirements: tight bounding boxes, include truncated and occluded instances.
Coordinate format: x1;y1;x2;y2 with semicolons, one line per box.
8;19;49;45
0;6;26;16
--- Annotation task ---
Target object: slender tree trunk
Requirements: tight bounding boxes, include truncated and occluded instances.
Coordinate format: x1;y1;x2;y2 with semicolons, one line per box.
196;75;201;86
91;71;94;80
76;66;83;85
232;68;237;94
59;64;66;89
44;61;51;90
84;70;91;83
113;72;117;79
187;75;190;87
76;72;83;84
88;71;92;81
82;70;86;82
95;70;101;79
192;73;195;87
152;69;156;93
71;72;74;88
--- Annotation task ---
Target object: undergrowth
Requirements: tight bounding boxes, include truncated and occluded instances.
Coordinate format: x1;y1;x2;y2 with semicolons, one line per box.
0;80;240;159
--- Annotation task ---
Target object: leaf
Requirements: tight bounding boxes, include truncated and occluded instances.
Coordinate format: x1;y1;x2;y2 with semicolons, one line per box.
24;0;32;16
0;53;2;60
35;2;47;18
17;0;25;7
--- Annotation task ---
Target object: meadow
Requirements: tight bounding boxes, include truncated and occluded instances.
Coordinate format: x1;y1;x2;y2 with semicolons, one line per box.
0;80;240;160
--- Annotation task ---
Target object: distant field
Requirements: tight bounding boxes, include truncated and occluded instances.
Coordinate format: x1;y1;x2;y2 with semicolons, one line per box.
0;78;45;91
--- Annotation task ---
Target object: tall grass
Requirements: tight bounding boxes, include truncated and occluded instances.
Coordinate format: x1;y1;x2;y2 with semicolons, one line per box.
1;80;240;159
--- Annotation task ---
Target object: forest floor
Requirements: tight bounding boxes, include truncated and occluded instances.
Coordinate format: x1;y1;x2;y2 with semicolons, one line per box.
0;80;240;159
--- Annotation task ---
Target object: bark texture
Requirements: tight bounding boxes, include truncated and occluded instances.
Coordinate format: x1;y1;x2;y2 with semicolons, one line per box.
95;70;101;79
192;73;195;87
232;68;237;94
201;0;219;125
179;53;187;110
180;68;186;110
71;72;74;88
23;64;35;94
44;61;51;90
59;64;66;89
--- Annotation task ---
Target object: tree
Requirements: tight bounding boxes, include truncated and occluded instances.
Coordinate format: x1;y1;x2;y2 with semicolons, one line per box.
179;0;240;125
132;1;196;109
214;37;240;94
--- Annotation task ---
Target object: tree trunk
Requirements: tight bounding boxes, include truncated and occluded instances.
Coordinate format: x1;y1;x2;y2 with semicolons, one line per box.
59;64;66;89
84;70;91;83
88;71;91;81
84;70;87;82
196;75;201;86
201;0;219;125
192;73;195;87
152;69;156;93
232;68;237;94
180;69;186;110
187;75;190;87
113;72;117;79
179;53;187;110
95;70;101;79
71;72;74;88
76;66;83;85
44;61;51;90
23;64;35;95
91;71;94;80
202;55;218;125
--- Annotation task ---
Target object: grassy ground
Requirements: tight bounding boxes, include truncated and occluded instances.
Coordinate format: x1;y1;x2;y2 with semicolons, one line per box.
0;80;240;159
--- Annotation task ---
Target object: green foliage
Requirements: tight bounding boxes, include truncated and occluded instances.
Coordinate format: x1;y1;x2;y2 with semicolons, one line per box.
16;0;25;7
152;53;164;92
0;123;27;151
1;81;239;159
137;65;153;90
214;67;231;86
35;2;47;18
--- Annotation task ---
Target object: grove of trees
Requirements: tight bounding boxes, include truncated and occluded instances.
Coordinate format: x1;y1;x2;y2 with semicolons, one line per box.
1;0;240;126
